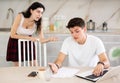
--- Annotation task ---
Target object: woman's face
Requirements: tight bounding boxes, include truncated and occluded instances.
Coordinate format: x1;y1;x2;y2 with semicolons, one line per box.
69;26;86;43
30;7;44;21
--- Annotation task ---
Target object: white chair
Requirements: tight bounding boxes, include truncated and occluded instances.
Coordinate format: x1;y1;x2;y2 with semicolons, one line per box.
18;39;47;67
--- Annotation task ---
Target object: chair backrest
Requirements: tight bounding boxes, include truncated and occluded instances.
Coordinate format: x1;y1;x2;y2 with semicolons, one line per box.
18;39;47;67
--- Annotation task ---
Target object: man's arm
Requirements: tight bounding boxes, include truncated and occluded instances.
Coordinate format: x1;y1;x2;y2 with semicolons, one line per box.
93;52;110;76
98;52;110;69
48;52;66;73
54;52;66;67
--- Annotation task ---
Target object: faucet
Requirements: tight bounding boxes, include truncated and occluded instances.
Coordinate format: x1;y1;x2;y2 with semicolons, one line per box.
6;8;14;25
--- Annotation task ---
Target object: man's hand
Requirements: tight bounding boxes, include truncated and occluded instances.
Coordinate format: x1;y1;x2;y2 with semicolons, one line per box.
48;63;59;74
93;63;104;76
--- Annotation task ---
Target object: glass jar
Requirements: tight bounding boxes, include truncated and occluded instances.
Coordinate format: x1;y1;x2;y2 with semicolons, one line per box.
54;15;65;32
42;17;49;31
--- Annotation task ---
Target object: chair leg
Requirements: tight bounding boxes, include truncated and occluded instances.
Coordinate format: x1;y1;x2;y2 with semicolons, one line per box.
13;62;19;66
30;60;37;66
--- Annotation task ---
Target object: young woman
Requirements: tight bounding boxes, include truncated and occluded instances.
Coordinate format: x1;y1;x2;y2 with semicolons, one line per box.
6;2;57;66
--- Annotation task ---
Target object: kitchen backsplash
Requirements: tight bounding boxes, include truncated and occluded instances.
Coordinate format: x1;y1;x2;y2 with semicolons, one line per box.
0;0;120;31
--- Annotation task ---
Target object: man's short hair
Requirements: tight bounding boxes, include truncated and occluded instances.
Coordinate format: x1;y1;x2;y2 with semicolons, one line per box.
66;17;85;29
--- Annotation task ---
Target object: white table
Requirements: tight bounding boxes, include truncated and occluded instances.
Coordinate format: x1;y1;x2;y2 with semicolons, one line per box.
0;66;93;83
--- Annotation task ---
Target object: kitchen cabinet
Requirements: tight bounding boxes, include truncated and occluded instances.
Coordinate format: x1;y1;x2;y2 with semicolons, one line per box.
45;32;120;67
0;31;120;67
97;34;120;66
0;32;13;67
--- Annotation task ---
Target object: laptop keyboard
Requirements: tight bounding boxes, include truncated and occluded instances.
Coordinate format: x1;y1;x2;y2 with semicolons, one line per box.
86;70;108;79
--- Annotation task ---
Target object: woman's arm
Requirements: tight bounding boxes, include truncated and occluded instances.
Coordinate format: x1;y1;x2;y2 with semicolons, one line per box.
38;28;58;43
10;13;37;41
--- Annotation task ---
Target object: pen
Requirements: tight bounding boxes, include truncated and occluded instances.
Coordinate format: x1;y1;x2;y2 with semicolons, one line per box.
49;65;54;73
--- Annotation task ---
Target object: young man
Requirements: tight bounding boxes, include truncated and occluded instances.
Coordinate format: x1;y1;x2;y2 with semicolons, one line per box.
49;17;110;76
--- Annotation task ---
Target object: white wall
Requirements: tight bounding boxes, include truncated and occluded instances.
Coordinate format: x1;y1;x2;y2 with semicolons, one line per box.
0;0;120;30
36;0;120;30
0;0;29;28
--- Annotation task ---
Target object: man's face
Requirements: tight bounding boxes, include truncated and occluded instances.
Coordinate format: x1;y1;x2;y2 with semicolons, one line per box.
69;26;86;43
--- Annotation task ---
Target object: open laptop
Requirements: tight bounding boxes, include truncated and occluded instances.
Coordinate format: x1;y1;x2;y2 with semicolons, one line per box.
75;66;120;82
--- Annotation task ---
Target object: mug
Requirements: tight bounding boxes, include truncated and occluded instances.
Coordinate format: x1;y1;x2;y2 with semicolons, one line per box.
38;67;52;81
38;68;46;80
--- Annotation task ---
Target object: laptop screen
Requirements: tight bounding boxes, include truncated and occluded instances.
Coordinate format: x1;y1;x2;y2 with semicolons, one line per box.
75;70;108;82
86;70;108;79
75;66;120;82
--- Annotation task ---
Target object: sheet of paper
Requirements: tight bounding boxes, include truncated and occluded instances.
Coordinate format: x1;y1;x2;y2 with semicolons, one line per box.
51;67;80;78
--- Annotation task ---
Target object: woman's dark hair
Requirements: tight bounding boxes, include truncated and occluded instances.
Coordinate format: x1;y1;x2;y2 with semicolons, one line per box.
66;17;85;29
21;2;45;33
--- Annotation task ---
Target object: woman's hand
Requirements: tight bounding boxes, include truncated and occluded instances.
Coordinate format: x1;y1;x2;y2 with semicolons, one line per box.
29;37;39;42
37;37;58;43
48;37;58;42
93;64;104;76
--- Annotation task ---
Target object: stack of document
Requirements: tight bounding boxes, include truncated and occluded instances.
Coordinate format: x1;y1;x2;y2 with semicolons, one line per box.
52;67;80;78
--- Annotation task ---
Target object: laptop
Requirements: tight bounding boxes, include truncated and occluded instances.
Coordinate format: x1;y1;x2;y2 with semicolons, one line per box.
75;66;120;82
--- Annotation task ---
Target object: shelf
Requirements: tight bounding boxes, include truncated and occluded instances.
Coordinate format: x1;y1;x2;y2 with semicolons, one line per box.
0;28;10;32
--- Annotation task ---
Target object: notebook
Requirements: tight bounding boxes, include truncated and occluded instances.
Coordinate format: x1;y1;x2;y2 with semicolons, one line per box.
51;67;80;78
75;66;120;82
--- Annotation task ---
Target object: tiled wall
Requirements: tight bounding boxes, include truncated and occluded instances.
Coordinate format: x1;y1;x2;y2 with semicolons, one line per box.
0;0;120;30
0;0;29;28
41;0;120;30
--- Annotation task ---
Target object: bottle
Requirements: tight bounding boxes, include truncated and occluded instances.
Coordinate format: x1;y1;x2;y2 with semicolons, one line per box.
42;17;49;31
102;22;108;31
49;22;54;31
54;15;65;32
